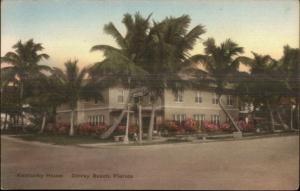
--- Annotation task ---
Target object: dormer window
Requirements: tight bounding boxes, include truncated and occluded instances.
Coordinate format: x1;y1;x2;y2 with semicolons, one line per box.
174;90;183;103
226;95;234;106
117;89;124;103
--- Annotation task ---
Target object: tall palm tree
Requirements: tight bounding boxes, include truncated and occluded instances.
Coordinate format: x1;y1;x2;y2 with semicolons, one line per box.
0;83;19;130
1;39;50;126
91;13;205;140
25;72;66;133
278;45;300;129
239;52;289;131
143;15;205;140
90;12;150;139
52;60;101;136
191;38;246;132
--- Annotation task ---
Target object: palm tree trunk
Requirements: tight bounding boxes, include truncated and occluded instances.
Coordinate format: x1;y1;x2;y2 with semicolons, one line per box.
252;105;256;127
276;110;289;130
100;90;132;139
69;109;75;136
297;103;299;129
290;105;293;129
267;101;275;132
39;112;47;134
19;81;24;127
11;115;15;126
52;106;57;125
218;95;241;132
123;104;130;143
148;103;156;141
138;103;143;142
4;113;8;130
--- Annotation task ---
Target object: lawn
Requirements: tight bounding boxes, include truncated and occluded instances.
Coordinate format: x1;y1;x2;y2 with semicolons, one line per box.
11;134;112;145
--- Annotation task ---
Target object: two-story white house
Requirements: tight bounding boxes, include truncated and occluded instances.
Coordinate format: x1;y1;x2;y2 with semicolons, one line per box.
56;84;239;131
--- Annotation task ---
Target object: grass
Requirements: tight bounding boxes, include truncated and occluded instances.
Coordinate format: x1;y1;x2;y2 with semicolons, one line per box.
11;133;112;145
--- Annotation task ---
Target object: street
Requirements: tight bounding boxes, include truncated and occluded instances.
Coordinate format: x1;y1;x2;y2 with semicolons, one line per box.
1;135;299;190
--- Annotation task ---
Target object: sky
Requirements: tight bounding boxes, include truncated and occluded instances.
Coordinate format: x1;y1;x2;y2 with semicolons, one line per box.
1;0;299;71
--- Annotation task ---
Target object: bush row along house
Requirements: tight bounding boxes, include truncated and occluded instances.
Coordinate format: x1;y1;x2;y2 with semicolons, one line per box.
56;84;239;131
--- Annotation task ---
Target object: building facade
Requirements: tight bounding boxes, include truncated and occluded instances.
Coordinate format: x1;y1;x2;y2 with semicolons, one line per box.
56;86;239;130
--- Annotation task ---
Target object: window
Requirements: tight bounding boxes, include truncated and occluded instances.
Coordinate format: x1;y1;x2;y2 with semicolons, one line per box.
88;115;105;126
226;95;234;106
117;89;125;103
211;114;220;125
174;90;183;103
212;93;219;104
193;114;205;127
172;114;186;123
195;91;202;103
193;114;205;122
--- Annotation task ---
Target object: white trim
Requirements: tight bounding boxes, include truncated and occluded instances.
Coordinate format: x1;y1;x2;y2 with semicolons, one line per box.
57;106;138;113
57;107;110;113
57;105;239;113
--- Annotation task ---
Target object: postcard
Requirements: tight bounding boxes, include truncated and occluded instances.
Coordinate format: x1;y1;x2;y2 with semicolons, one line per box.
1;0;299;190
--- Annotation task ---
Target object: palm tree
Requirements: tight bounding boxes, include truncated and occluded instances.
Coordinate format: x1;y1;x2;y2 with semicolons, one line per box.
278;45;300;129
191;38;246;132
91;13;205;140
143;15;205;140
90;12;151;139
25;72;66;133
52;60;101;136
1;39;50;127
239;52;289;131
1;83;19;130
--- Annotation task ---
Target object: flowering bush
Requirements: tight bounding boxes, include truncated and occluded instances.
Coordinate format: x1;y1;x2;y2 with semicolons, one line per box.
50;123;70;135
165;120;183;133
115;124;138;135
77;123;108;136
115;125;126;134
203;121;219;132
94;124;108;135
182;118;198;133
219;122;231;132
78;123;93;135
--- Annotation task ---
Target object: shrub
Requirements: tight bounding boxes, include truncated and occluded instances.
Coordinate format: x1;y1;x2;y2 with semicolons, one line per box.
78;123;93;135
182;118;198;133
129;125;138;134
94;123;108;136
77;123;108;136
52;123;70;135
219;122;232;132
114;124;138;135
166;120;182;132
115;125;126;135
237;120;255;132
203;121;219;132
